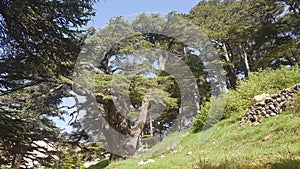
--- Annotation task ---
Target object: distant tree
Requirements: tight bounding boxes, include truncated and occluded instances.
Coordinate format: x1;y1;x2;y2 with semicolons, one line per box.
189;0;242;88
188;0;300;88
250;0;300;69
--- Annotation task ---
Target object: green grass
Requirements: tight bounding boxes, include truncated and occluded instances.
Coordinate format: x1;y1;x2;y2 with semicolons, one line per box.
87;158;110;169
104;108;300;169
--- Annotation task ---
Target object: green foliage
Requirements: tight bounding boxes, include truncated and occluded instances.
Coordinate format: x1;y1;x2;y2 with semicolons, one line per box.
224;66;300;118
192;95;225;133
140;134;152;139
79;12;211;149
0;88;63;168
193;66;300;132
87;158;110;169
0;0;96;167
188;0;300;88
53;146;85;169
192;113;207;133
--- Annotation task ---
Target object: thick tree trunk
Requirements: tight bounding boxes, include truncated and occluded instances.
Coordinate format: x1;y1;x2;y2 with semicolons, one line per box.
105;133;140;161
100;96;150;161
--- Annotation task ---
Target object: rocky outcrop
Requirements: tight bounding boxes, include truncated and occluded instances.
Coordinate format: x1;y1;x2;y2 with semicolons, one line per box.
240;83;300;126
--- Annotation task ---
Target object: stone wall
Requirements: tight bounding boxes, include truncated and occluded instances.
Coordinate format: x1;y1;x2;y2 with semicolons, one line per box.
240;83;300;126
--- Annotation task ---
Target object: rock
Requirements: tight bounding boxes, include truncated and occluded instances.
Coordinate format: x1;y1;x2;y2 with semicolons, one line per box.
239;117;248;126
271;94;279;98
138;159;155;166
293;84;300;90
261;133;275;142
266;110;273;115
138;160;145;166
280;101;287;107
240;85;298;126
265;98;273;103
160;155;166;158
248;110;254;115
280;90;287;94
275;107;281;113
269;104;276;111
274;101;280;107
83;159;101;168
283;88;293;94
146;159;155;163
252;121;260;126
253;93;270;102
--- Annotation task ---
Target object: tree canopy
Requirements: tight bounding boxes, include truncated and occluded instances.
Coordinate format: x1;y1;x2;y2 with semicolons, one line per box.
72;13;222;160
0;0;96;168
188;0;300;88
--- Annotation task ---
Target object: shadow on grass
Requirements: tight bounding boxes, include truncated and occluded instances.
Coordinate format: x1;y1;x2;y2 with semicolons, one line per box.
193;158;300;169
267;158;300;169
193;158;262;169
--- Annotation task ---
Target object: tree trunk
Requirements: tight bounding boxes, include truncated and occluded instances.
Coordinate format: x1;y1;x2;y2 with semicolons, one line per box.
158;51;168;70
101;96;150;161
221;42;237;88
105;133;140;161
239;44;251;77
11;153;22;169
149;116;153;136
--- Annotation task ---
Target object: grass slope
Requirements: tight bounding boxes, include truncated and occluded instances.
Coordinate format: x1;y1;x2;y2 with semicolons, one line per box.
106;108;300;169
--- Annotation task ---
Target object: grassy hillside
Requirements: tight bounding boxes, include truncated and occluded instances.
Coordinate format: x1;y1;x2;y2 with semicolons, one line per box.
105;108;300;169
88;68;300;169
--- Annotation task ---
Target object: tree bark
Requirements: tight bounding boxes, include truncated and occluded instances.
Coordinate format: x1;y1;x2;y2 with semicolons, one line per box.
239;44;251;77
149;115;153;136
158;51;168;70
100;96;150;161
11;153;22;169
220;42;237;88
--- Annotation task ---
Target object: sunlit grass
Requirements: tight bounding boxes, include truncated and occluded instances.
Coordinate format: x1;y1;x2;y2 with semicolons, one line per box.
104;108;300;169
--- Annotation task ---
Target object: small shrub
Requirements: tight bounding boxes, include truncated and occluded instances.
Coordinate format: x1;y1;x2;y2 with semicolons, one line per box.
53;146;85;169
192;95;225;132
87;158;110;169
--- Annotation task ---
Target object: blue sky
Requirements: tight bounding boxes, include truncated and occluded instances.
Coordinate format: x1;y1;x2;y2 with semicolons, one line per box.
88;0;200;28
